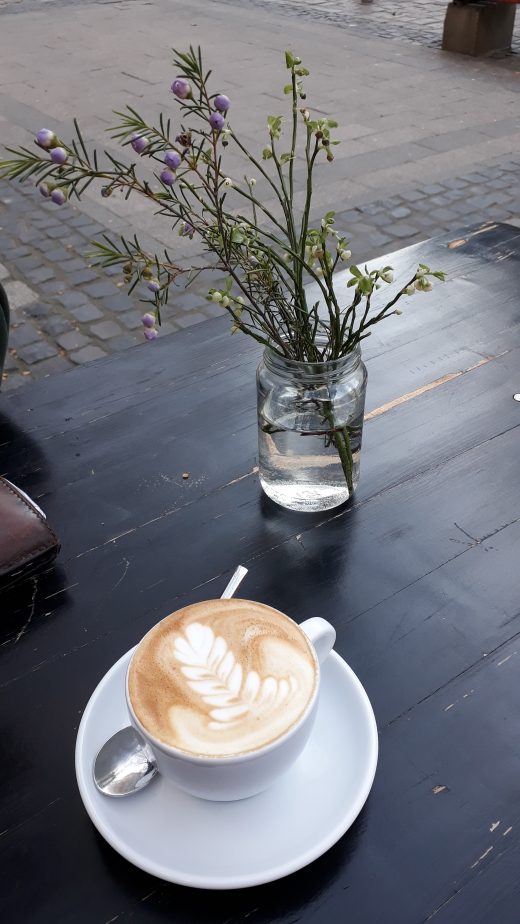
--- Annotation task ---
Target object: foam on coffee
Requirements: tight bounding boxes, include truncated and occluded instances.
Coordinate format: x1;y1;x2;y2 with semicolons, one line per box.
128;599;317;757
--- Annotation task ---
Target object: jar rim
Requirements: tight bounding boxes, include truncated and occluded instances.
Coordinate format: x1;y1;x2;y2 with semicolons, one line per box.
263;343;362;380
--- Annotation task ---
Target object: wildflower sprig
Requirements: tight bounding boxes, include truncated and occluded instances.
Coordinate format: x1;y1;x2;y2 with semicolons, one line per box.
0;46;444;353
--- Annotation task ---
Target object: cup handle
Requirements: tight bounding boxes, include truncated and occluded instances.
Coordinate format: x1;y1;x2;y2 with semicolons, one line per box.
300;617;336;665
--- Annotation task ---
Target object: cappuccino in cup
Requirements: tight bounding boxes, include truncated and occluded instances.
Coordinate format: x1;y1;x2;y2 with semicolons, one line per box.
128;599;318;758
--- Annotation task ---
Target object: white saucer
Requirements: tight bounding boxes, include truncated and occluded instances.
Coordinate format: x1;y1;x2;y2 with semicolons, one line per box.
75;647;378;890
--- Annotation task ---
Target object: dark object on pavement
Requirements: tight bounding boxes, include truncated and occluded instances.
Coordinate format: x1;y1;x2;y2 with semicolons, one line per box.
443;0;517;56
0;281;9;382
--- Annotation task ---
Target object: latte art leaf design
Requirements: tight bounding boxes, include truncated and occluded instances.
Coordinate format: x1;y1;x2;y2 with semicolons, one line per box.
173;622;296;729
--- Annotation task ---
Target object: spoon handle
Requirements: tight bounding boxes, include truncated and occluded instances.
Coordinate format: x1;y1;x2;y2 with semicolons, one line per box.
220;565;248;600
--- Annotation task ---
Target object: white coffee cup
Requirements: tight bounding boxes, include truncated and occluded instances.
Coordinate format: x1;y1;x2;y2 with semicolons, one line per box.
126;613;336;801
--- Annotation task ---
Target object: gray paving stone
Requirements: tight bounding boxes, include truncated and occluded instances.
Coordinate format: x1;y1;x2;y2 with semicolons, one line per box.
441;178;470;191
17;227;40;244
57;291;91;310
69;345;108;364
421;184;447;196
119;310;143;330
174;292;207;312
8;323;41;349
41;316;74;337
46;226;67;239
107;333;140;351
359;203;384;217
57;330;91;351
12;254;43;272
6;246;31;260
68;268;98;285
68;215;95;229
174;312;209;328
59;258;88;273
82;281;119;299
101;293;133;312
24;301;51;320
90;320;122;340
16;339;58;364
30;355;74;379
44;246;71;262
0;262;9;281
71;303;103;322
78;224;105;239
26;266;55;284
200;302;225;318
390;206;412;220
367;231;393;249
63;234;85;248
2;280;38;309
40;280;65;295
386;223;421;238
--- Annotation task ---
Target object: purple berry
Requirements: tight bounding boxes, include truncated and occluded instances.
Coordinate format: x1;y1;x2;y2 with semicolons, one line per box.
159;168;176;186
147;281;160;293
214;94;230;113
142;313;156;328
171;78;191;99
36;128;56;149
50;188;66;206
39;183;50;198
131;134;149;154
50;146;67;165
164;150;181;169
144;327;159;341
209;111;225;131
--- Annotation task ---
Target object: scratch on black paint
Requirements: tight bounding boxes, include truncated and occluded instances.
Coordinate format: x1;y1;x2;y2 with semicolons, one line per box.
14;576;39;644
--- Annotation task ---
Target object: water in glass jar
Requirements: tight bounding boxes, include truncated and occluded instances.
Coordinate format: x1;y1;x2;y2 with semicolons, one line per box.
258;410;363;512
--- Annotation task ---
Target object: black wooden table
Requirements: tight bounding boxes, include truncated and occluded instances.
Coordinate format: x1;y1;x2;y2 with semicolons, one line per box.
1;222;519;923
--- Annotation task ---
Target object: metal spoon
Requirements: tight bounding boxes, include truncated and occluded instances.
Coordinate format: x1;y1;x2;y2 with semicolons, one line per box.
93;565;249;797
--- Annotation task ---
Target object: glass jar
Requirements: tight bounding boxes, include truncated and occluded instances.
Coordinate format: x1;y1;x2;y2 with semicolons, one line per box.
257;345;367;513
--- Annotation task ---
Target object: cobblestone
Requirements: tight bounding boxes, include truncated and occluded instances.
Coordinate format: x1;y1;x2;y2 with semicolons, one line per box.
30;355;74;378
56;330;91;351
2;280;38;309
89;320;122;340
70;345;108;364
107;333;141;352
8;323;41;349
71;303;103;323
40;316;74;338
16;340;58;364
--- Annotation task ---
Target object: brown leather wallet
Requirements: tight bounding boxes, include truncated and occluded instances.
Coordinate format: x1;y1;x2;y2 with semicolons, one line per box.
0;476;60;591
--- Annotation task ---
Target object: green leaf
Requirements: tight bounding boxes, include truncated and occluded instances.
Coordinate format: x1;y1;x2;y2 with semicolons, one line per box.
326;119;338;128
283;84;293;95
349;265;362;278
262;147;273;160
280;152;293;164
285;50;296;69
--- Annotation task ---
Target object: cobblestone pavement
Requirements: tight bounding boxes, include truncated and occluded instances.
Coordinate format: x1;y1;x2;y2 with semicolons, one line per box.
220;0;520;55
1;0;519;390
